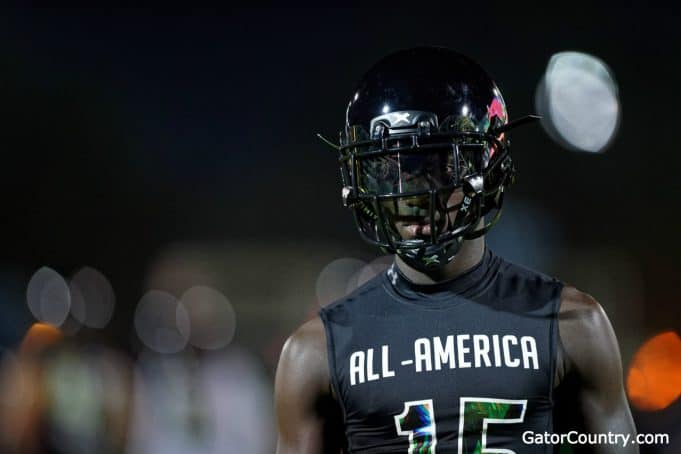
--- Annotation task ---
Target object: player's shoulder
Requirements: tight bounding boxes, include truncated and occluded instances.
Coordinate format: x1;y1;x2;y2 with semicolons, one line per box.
280;316;327;363
556;285;621;379
558;285;610;329
276;316;330;394
559;285;600;309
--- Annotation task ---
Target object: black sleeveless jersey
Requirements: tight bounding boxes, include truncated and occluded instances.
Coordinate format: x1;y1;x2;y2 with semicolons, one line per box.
319;248;564;453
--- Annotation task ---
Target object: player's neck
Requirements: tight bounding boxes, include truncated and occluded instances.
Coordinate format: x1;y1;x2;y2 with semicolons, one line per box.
394;237;486;285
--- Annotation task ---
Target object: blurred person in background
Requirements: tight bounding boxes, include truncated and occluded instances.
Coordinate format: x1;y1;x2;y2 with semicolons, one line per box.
126;346;274;454
0;324;132;454
275;47;637;453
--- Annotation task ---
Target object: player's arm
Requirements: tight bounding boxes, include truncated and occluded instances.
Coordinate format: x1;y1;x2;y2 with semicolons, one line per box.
275;316;343;454
558;286;638;453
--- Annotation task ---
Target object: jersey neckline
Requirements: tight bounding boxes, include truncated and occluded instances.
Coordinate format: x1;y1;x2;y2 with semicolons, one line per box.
382;246;499;307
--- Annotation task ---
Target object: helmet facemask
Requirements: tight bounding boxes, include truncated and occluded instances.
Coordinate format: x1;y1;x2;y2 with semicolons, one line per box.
338;111;513;271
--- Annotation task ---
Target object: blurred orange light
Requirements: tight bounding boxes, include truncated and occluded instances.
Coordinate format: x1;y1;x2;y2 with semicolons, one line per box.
18;323;63;356
626;331;681;411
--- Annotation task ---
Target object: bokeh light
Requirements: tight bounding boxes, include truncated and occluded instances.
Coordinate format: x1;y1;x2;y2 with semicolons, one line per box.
315;258;367;307
181;286;236;350
627;331;681;411
69;267;116;329
536;51;620;153
26;267;71;327
134;290;190;354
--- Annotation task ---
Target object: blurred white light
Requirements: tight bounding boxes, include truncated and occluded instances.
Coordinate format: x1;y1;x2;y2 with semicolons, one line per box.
26;267;70;327
70;267;116;329
134;290;190;354
462;105;469;116
181;286;236;350
346;254;394;294
354;92;359;101
316;258;367;306
382;104;390;114
536;51;620;153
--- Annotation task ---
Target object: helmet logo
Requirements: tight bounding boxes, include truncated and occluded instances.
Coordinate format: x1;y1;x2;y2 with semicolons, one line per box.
370;111;437;132
423;255;441;266
391;112;411;125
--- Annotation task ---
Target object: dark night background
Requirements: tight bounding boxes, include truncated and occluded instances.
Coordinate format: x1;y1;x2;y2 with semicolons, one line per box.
0;5;679;454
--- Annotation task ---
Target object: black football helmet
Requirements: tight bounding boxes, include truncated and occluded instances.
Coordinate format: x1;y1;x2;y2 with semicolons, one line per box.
323;46;538;271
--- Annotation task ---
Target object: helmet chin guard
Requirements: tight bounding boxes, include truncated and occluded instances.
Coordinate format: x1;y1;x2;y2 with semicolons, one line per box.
397;238;465;272
322;47;538;270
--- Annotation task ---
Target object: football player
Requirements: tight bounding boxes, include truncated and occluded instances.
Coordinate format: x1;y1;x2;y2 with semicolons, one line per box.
275;47;637;453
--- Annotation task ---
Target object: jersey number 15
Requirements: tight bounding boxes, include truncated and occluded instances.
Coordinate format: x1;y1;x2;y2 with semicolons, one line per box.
394;397;527;454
